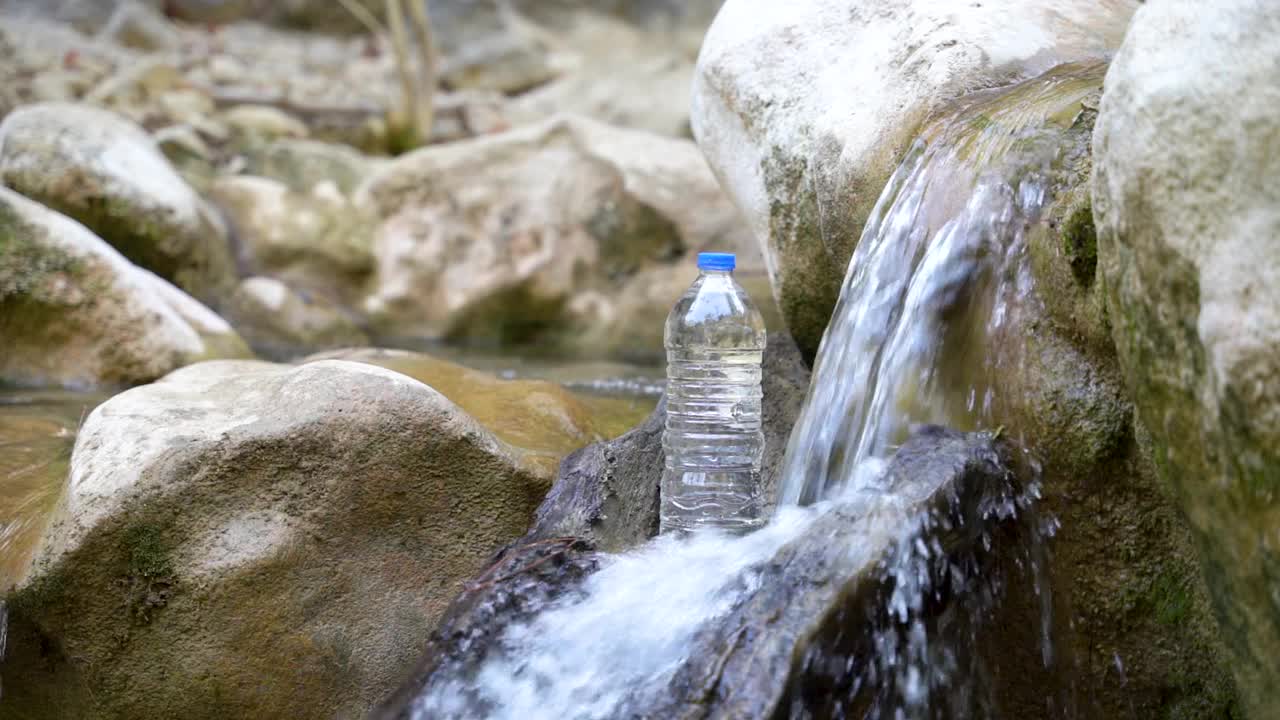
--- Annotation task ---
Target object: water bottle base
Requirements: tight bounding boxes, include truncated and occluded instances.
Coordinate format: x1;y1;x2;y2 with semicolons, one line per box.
658;515;767;536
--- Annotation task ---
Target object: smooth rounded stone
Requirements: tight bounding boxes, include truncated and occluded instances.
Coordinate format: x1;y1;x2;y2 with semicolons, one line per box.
26;71;89;103
155;88;218;127
530;331;809;553
82;59;188;125
220;104;311;140
241;138;384;194
3;358;550;718
356;113;757;353
691;0;1137;355
153;123;217;184
0;187;249;390
225;276;368;361
0;102;237;305
1093;2;1280;715
209;174;375;303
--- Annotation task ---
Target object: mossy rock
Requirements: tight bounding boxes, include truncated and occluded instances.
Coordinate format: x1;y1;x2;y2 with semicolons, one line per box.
0;187;249;390
1093;3;1280;714
3;359;548;718
0;103;238;307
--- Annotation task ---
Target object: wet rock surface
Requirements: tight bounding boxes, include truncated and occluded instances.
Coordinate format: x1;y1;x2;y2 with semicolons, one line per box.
649;427;1029;719
375;425;1031;720
691;0;1137;356
1094;1;1280;715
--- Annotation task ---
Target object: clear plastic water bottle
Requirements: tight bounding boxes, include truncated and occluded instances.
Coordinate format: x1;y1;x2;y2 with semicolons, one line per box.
660;252;767;534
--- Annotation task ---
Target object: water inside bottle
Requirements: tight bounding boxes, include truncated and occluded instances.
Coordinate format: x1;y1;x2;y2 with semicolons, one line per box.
660;259;766;534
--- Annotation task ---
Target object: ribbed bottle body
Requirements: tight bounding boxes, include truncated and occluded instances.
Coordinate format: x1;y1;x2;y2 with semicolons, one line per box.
660;267;766;534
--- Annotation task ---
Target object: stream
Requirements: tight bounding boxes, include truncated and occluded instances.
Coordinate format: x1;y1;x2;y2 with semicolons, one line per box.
397;62;1105;720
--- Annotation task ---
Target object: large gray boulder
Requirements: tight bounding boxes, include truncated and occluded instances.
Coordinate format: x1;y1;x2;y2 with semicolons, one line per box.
3;359;552;718
0;187;249;390
1093;2;1280;715
0;103;238;305
357;114;759;355
694;23;1234;715
691;0;1137;355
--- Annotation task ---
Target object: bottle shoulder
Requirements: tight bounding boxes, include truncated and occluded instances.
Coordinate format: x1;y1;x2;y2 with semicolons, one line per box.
665;272;767;349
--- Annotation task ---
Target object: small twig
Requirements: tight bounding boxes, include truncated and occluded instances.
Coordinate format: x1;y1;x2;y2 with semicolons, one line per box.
385;0;419;142
406;0;437;137
335;0;386;37
464;536;581;593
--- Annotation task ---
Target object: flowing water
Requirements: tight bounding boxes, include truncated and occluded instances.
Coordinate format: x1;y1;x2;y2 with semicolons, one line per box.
0;388;106;591
406;61;1104;720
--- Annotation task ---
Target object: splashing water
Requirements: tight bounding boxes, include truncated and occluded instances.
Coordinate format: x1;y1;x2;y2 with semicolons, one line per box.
413;504;826;719
405;61;1104;720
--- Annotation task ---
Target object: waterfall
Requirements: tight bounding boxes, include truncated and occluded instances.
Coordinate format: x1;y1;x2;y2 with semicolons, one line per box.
780;61;1105;506
402;61;1104;720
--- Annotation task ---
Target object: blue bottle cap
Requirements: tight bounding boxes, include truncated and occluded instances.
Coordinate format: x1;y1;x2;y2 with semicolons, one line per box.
697;252;736;271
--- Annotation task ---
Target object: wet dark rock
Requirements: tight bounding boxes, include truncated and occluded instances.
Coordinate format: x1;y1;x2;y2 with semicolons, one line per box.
528;331;809;552
375;425;1032;719
374;538;603;720
645;426;1029;719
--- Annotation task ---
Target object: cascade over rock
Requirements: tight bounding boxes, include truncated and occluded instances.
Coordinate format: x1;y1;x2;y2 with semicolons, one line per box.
691;0;1137;356
694;6;1237;711
1093;1;1280;714
376;426;1034;719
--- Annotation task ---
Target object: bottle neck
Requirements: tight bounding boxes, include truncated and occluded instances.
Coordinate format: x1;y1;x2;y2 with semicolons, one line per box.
699;268;733;277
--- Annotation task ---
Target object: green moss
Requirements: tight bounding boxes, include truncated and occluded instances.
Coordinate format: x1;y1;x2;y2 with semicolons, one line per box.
382;115;423;156
0;206;86;301
1062;202;1098;286
762;147;844;360
6;568;70;619
125;524;172;580
121;524;175;623
1149;568;1193;626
